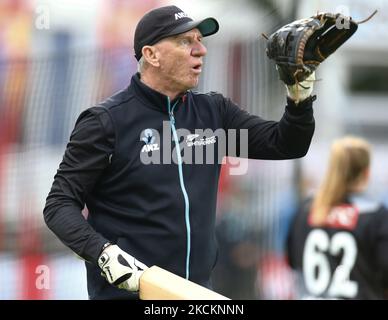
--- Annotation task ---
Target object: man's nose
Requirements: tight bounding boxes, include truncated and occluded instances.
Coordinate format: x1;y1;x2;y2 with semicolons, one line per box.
191;41;207;57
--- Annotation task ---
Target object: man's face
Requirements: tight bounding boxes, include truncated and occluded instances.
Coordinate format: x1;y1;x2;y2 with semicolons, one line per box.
154;28;207;93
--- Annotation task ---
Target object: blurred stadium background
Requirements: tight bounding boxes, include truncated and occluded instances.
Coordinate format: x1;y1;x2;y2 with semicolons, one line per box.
0;0;387;299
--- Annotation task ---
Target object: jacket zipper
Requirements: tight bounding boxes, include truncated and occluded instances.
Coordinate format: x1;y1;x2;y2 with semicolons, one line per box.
167;97;191;280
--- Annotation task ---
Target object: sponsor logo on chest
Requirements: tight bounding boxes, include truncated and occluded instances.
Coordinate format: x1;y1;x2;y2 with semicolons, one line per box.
141;129;159;153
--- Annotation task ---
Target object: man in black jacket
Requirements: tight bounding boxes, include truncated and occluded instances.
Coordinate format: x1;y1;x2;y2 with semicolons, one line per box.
43;5;316;299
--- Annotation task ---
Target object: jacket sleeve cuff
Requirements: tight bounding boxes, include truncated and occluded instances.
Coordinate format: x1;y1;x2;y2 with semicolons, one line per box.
82;234;111;265
286;95;316;115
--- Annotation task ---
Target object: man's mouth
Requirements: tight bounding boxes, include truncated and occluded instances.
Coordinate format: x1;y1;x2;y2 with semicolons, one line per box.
192;63;202;74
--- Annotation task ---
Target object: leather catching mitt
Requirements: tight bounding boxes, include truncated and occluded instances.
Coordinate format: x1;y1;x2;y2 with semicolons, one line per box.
264;10;377;85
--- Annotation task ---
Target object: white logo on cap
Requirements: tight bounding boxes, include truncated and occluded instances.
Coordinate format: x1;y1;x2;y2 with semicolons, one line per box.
175;12;188;20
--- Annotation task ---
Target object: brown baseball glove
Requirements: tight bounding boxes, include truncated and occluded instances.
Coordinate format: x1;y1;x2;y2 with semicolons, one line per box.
264;11;377;86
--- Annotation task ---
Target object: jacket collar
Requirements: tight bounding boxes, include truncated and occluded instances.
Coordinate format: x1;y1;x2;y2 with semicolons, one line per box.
131;73;187;113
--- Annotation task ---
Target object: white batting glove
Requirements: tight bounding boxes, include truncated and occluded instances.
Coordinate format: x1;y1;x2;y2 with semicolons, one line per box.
98;244;147;292
286;72;316;103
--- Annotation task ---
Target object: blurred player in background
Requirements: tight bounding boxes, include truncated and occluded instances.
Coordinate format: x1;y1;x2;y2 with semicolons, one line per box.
43;5;316;299
287;136;388;299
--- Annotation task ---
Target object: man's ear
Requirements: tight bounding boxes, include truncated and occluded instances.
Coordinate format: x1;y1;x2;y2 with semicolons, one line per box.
142;46;160;67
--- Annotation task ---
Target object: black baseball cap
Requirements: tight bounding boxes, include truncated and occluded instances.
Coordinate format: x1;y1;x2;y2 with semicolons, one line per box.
134;5;219;61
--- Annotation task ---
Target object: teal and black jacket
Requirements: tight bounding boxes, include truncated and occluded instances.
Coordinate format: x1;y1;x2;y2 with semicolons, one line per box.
44;73;315;299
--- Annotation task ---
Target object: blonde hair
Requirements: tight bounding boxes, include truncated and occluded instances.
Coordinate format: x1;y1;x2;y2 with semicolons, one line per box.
310;136;371;225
